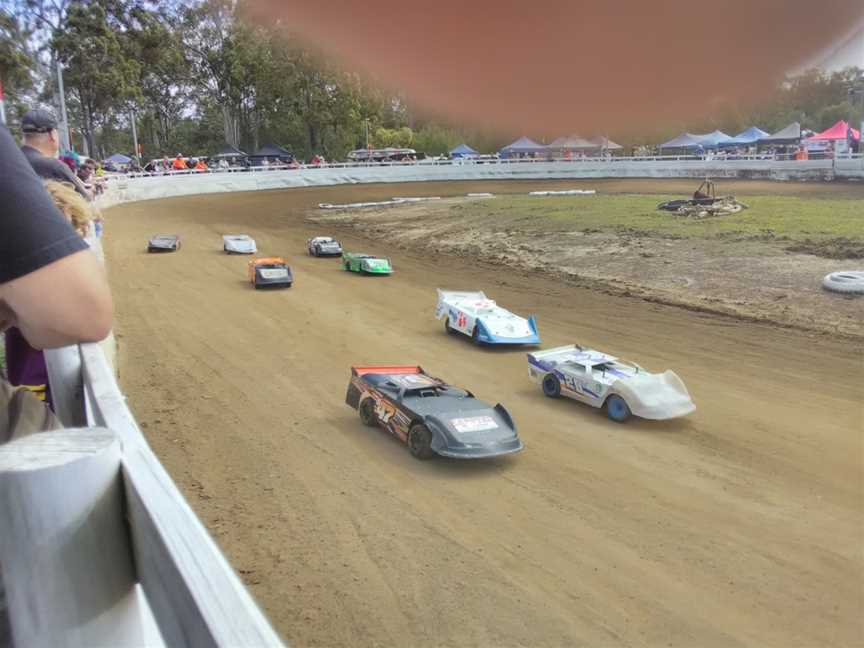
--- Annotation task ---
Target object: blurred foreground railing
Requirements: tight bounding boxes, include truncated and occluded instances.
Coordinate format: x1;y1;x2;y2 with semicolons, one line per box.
0;341;284;647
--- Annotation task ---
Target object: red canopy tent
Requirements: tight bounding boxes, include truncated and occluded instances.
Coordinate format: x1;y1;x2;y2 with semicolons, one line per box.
805;120;860;141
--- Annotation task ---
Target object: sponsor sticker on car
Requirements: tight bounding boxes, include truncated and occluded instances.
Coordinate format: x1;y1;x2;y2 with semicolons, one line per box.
451;415;499;433
260;268;289;279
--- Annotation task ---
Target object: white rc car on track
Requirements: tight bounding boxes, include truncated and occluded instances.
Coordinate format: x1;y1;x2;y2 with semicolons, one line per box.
435;289;540;345
527;345;695;422
223;234;257;254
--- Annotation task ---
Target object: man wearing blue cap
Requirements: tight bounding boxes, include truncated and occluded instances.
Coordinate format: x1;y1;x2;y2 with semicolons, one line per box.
19;108;90;200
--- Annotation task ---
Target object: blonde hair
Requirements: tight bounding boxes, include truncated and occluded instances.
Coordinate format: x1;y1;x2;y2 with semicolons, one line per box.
43;180;99;237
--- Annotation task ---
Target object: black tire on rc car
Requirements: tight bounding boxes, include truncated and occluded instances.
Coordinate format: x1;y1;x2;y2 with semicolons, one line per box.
444;317;454;334
408;423;435;460
359;398;377;427
471;325;481;345
542;374;561;398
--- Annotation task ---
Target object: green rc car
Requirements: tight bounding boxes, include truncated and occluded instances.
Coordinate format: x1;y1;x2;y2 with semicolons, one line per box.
342;252;393;275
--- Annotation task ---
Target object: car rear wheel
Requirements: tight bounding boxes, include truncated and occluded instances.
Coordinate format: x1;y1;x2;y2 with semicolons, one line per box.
408;423;435;460
471;325;481;345
542;374;561;398
359;398;377;427
605;394;631;423
444;317;454;334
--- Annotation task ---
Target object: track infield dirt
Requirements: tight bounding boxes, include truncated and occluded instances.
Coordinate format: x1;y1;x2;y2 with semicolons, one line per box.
105;180;864;648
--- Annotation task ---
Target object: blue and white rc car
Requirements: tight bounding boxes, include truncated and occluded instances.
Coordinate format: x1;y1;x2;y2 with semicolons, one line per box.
527;344;695;422
435;289;540;345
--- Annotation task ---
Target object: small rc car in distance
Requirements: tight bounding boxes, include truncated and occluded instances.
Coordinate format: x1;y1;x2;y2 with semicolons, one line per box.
345;365;523;459
527;344;695;422
436;289;540;345
342;252;393;274
223;234;257;254
147;234;181;253
307;236;343;257
247;257;293;289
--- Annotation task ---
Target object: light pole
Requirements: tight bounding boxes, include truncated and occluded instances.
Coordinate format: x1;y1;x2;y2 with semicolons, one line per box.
130;109;140;166
56;59;71;152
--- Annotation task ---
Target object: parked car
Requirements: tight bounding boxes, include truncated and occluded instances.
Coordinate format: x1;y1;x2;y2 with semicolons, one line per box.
527;344;695;422
345;365;523;459
436;289;540;345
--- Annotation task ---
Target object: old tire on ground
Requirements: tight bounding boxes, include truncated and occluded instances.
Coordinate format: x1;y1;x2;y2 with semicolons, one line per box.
822;271;864;295
605;394;631;423
542;374;561;398
408;423;435;460
359;398;377;427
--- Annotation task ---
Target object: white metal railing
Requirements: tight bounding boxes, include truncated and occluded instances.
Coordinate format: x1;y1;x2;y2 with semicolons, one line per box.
0;341;284;647
105;150;862;180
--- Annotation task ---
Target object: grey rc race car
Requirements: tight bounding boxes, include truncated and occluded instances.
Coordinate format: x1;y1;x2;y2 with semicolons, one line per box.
147;234;181;253
307;236;343;257
345;365;523;460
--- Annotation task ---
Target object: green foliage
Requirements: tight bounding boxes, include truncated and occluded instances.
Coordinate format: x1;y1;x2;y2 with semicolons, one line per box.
454;194;864;242
5;0;862;159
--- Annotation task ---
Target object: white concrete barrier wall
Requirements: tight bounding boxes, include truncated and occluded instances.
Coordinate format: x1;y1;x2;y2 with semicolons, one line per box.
102;156;863;207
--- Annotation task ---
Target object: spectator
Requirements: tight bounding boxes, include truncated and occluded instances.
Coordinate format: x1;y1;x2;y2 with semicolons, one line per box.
0;124;112;382
76;158;96;184
19;109;91;200
217;157;229;170
5;180;98;410
194;158;208;171
172;153;186;170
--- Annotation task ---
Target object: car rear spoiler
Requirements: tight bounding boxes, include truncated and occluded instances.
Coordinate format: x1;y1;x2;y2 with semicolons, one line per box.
352;365;425;376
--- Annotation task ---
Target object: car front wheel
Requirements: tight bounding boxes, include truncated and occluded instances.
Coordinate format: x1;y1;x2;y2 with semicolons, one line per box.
408;423;435;460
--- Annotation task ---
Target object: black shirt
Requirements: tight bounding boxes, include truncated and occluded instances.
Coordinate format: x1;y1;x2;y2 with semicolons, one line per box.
20;144;90;199
1;127;88;283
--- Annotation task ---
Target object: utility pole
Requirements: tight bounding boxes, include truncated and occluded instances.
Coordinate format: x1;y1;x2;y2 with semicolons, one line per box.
56;60;71;152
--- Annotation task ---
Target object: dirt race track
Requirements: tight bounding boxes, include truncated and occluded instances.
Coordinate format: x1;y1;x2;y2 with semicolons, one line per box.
105;181;863;647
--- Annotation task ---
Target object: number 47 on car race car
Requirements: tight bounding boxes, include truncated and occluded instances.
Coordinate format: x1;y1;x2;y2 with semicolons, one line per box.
345;365;523;460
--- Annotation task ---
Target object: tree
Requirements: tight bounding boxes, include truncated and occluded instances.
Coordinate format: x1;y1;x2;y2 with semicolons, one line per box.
52;0;142;153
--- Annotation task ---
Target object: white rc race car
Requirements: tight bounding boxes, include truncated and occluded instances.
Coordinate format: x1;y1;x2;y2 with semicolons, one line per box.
435;289;540;345
527;344;695;422
223;234;257;254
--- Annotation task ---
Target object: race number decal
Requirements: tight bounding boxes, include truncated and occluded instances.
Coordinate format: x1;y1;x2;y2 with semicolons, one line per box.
374;400;395;424
457;311;467;328
451;416;499;433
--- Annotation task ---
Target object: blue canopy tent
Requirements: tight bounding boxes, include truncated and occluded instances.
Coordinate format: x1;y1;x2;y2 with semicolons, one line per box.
449;143;478;158
692;130;732;147
499;136;546;158
105;153;132;164
719;127;769;147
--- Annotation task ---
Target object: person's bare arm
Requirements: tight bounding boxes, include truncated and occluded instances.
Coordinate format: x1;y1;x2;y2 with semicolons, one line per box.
0;249;113;349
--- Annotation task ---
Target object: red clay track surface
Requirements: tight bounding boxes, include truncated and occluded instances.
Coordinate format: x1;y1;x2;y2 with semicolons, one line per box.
105;181;863;647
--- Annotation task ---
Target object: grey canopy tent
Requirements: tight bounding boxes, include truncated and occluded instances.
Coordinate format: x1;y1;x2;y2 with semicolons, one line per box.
499;136;546;158
758;122;802;145
591;136;623;151
659;133;704;149
547;135;597;154
449;143;478;158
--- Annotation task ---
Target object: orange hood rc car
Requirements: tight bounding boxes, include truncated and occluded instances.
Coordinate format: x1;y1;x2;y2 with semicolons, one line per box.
248;257;293;289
